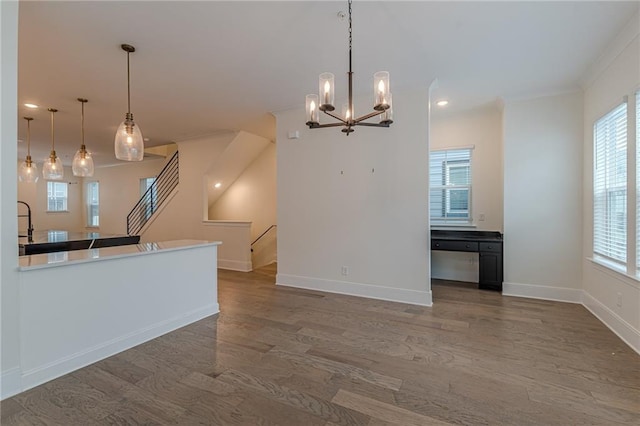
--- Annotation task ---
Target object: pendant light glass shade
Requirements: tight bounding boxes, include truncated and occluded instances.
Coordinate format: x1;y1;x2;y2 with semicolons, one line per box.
18;117;38;183
72;98;94;176
115;44;144;161
43;108;64;180
115;115;143;161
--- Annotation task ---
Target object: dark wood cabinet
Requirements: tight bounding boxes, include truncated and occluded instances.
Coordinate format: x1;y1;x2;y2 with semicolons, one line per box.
431;230;503;292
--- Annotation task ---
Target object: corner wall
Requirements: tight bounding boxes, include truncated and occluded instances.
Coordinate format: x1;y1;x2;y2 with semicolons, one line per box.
503;91;584;301
208;143;276;242
275;88;432;306
1;0;21;399
582;19;639;352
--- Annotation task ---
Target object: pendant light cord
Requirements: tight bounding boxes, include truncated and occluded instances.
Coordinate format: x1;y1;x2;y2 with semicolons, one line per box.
81;100;85;146
127;50;131;114
348;0;352;74
50;110;55;152
26;118;31;157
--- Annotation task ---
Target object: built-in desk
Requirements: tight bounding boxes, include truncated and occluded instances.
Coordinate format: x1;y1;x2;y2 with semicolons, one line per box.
431;230;503;291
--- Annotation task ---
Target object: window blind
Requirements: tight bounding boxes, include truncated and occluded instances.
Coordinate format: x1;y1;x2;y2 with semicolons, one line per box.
636;91;640;269
430;148;472;223
593;102;627;264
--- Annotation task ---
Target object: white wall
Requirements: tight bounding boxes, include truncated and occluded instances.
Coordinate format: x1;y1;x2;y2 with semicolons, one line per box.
430;104;504;282
582;20;639;351
209;143;277;241
142;132;256;270
17;165;84;232
87;158;167;235
209;142;277;269
1;0;21;399
503;91;584;300
275;88;432;306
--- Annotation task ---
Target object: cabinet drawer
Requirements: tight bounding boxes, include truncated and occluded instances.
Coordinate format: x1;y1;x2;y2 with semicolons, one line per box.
431;240;478;252
479;242;502;253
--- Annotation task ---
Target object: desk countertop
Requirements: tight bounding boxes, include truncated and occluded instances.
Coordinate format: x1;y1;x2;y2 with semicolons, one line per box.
431;229;503;243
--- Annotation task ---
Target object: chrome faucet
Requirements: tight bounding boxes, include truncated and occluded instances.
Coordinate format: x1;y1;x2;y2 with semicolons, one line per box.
17;201;34;243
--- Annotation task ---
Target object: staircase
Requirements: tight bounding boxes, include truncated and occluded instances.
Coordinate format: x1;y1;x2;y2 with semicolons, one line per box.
127;151;179;235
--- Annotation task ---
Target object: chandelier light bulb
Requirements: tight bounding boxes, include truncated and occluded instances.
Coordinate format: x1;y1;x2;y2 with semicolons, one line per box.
306;94;320;125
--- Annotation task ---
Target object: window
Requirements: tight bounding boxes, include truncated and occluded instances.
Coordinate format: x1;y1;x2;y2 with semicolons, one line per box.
86;181;99;227
593;102;627;264
140;177;157;221
47;181;68;212
430;148;472;224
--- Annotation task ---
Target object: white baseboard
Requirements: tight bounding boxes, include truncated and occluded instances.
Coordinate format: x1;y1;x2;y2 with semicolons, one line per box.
503;281;582;303
1;367;22;400
276;273;432;307
582;291;640;355
19;304;219;394
218;259;252;272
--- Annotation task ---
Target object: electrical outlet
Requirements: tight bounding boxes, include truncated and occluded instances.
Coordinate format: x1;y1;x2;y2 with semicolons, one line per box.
479;213;486;222
616;292;622;307
341;266;349;276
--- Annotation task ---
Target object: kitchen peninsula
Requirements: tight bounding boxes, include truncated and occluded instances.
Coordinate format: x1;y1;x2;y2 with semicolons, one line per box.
14;239;220;395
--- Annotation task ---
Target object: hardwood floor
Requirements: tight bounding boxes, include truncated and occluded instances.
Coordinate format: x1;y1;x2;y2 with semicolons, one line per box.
2;266;639;425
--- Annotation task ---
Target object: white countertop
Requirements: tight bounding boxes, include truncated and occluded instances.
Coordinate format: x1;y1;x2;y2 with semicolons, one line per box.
19;239;221;271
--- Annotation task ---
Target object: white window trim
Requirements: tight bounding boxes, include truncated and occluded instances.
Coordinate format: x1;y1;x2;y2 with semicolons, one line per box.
430;147;474;225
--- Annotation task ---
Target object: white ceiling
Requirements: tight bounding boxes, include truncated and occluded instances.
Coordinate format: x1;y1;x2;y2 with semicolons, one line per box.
16;1;638;167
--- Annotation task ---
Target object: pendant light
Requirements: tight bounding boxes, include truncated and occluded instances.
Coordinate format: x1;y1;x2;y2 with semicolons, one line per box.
114;43;144;161
18;117;38;183
305;0;392;135
42;108;63;180
72;98;94;176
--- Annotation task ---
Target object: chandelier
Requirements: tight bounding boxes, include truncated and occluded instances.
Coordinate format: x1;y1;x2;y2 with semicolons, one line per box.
305;0;393;135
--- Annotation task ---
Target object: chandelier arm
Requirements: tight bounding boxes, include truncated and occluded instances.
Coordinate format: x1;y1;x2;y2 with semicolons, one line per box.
355;122;391;128
323;110;348;123
353;109;386;123
308;122;349;129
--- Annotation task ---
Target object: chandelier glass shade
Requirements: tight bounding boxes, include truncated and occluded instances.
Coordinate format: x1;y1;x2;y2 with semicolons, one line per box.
18;117;38;183
42;108;63;180
72;98;94;177
114;44;144;161
305;0;392;135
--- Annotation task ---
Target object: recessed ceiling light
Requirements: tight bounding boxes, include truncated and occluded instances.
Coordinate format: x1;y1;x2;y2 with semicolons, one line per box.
214;182;222;189
143;138;150;142
436;100;449;107
24;103;39;109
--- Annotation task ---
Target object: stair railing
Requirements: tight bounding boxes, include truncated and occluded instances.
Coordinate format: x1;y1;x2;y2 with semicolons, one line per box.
127;151;179;235
251;224;277;252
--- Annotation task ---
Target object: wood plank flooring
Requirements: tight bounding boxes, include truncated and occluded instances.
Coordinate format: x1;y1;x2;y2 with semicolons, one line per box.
2;266;639;425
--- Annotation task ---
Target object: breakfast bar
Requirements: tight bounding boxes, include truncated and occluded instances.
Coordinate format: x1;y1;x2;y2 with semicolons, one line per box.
16;239;220;393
